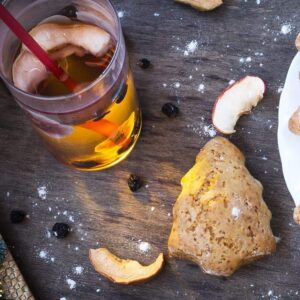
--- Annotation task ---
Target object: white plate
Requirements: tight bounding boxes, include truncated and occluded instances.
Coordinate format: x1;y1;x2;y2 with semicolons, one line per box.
278;52;300;206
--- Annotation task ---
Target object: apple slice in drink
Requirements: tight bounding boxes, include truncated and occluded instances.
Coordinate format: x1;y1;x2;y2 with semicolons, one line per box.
25;110;73;138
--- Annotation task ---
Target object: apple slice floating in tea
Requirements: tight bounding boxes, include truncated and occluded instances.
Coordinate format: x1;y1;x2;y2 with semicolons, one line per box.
25;109;73;138
13;22;112;93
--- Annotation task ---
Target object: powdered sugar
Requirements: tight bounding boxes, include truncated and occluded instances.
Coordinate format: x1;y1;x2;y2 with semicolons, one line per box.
73;266;84;275
204;125;217;138
37;186;47;200
117;11;125;18
198;84;205;93
138;241;151;253
231;207;241;219
184;40;198;56
174;82;181;89
38;249;55;263
277;86;283;94
66;278;76;290
187;119;217;138
281;24;292;35
39;250;48;259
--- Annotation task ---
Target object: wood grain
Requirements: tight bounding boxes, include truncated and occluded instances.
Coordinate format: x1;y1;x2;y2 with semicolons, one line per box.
1;0;300;299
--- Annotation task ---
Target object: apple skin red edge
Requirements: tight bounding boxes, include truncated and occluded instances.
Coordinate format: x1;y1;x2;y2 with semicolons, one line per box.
212;76;266;134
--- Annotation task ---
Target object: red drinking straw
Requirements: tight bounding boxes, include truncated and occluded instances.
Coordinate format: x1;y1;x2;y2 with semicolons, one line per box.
0;4;77;92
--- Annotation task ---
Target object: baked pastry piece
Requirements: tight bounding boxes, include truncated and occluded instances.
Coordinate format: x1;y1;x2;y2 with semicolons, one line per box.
289;35;300;135
175;0;223;11
168;137;276;276
295;34;300;51
289;106;300;135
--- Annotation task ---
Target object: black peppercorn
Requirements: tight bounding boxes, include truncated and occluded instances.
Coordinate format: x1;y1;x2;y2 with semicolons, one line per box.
137;58;151;69
161;102;179;118
10;210;26;224
52;223;70;239
128;174;143;192
59;5;78;18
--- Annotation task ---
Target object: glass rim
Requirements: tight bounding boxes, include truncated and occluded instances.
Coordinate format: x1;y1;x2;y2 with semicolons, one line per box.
0;0;122;101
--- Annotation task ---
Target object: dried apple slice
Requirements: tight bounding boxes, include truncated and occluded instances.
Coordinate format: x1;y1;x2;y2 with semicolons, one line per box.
89;248;164;284
13;23;111;93
295;34;300;51
289;106;300;135
24;23;111;56
294;205;300;225
212;76;266;134
175;0;223;11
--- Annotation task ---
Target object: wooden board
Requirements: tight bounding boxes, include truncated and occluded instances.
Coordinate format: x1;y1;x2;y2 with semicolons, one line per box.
1;0;300;299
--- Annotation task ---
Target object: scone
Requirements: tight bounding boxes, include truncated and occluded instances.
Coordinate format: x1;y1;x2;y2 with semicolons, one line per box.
168;137;276;276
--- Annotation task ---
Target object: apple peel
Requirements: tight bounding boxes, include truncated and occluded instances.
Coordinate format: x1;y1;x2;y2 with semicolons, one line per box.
212;76;266;134
175;0;223;11
89;248;164;284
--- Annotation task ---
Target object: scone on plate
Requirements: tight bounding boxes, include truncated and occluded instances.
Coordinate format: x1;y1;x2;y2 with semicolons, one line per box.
168;137;276;276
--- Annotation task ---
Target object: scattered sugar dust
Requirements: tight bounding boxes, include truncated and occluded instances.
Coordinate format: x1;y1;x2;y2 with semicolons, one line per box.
39;250;48;259
184;40;198;56
66;278;76;290
173;82;181;89
198;83;205;93
231;207;241;219
240;57;252;63
204;125;217;138
117;11;125;18
281;24;292;35
277;86;283;94
38;249;55;263
187;118;217;138
37;186;47;200
73;266;84;275
138;241;151;253
46;230;52;239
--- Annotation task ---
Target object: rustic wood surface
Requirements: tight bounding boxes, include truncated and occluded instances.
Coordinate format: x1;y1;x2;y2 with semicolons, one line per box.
1;0;300;299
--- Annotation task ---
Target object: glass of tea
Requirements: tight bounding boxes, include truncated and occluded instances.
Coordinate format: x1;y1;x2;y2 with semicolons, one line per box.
0;0;141;171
